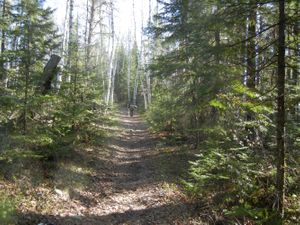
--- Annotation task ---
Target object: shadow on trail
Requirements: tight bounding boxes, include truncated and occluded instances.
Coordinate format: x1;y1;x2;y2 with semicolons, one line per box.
108;109;196;192
16;109;198;225
18;202;198;225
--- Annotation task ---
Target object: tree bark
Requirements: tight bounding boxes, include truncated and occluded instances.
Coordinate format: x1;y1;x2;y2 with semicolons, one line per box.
23;10;32;135
276;0;286;218
133;48;140;106
86;0;96;78
66;0;74;83
291;1;299;116
0;0;7;86
246;5;256;89
127;35;132;104
245;4;257;144
57;0;69;89
146;0;152;106
110;51;118;105
41;55;61;95
132;0;139;106
105;0;115;105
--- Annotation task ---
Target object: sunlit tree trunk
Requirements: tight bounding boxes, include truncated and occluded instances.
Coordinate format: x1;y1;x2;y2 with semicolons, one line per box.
127;34;132;104
73;16;79;104
66;0;74;83
146;0;152;106
132;51;139;106
139;1;149;110
84;0;89;71
132;0;139;106
86;0;96;82
141;45;148;110
105;0;115;105
57;0;69;89
97;1;106;100
110;50;118;105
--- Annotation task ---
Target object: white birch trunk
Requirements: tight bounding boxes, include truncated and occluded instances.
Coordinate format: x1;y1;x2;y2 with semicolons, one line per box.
132;0;139;106
127;34;132;103
97;1;106;101
66;0;74;83
132;49;140;106
140;62;148;110
86;0;96;78
105;1;115;105
57;0;69;89
84;0;89;66
110;49;119;105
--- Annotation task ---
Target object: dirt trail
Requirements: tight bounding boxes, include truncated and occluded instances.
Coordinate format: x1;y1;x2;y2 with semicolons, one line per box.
18;109;197;225
91;109;195;224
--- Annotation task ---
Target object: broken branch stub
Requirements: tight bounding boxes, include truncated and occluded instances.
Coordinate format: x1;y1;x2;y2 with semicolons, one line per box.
41;54;61;95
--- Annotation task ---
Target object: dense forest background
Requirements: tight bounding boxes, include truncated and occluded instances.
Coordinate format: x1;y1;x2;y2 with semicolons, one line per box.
0;0;299;224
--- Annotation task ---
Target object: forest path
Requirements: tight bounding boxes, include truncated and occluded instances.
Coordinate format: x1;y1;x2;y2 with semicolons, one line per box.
18;109;199;225
89;108;196;224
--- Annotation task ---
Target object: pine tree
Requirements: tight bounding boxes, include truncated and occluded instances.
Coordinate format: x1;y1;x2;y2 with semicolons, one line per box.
147;0;299;222
276;0;286;218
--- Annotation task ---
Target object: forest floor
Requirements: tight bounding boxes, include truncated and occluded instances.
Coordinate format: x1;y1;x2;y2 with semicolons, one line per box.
9;109;206;225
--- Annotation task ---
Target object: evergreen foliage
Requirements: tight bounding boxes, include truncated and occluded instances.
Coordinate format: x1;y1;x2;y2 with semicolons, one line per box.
147;0;300;223
0;0;109;173
0;0;299;224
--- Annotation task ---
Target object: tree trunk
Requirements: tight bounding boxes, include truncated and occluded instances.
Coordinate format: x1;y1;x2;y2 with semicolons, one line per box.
246;5;256;89
66;0;74;83
110;52;118;105
245;4;257;144
133;48;140;106
97;1;105;99
276;0;286;218
41;55;61;95
291;1;299;117
141;51;149;110
127;35;132;104
23;16;32;135
86;0;96;79
0;0;7;86
84;0;89;72
132;0;139;106
145;0;152;107
57;0;69;89
105;0;115;105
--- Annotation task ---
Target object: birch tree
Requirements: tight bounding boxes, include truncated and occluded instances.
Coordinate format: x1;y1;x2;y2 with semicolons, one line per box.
105;0;115;105
109;43;119;104
57;0;70;89
86;0;96;79
132;0;139;106
127;33;132;104
95;0;106;99
140;3;149;110
66;0;74;83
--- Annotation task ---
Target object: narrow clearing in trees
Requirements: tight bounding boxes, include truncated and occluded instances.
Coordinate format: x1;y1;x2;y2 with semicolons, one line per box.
18;109;200;225
94;109;196;224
